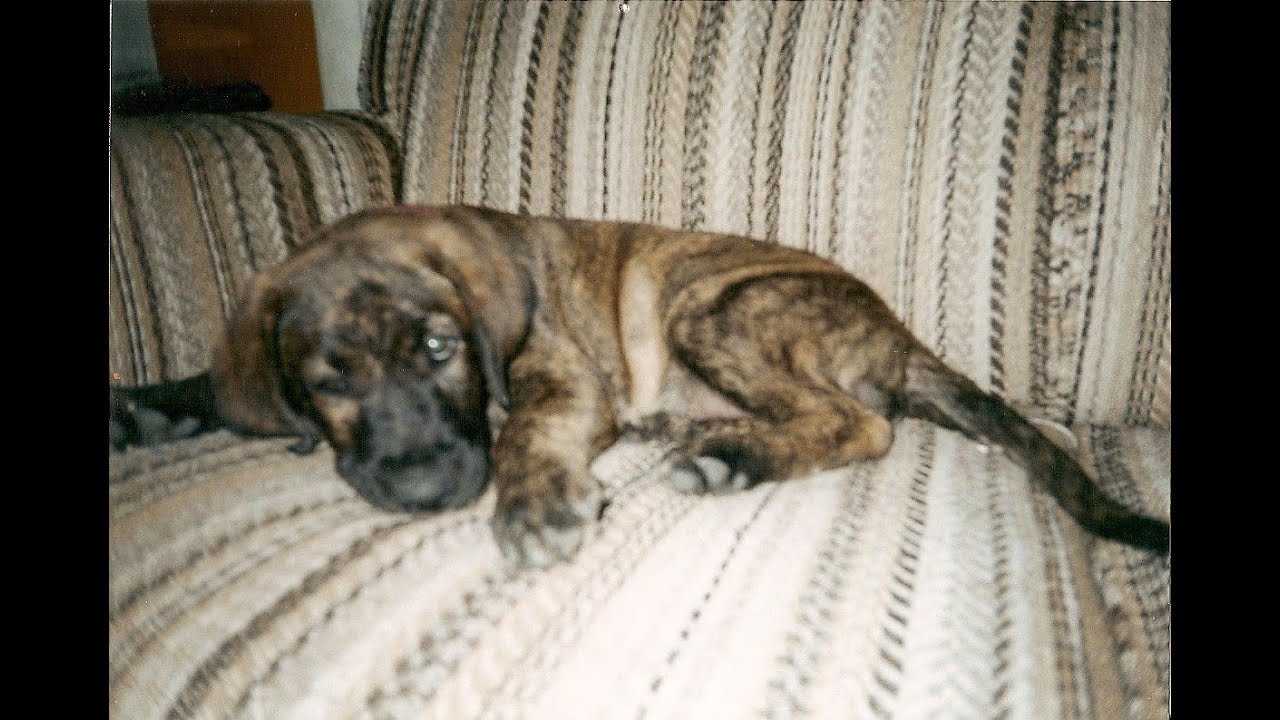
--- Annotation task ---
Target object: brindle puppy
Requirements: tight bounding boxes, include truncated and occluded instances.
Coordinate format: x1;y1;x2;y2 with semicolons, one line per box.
111;205;1169;565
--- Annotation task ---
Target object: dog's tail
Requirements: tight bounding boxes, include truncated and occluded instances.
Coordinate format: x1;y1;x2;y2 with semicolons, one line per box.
899;348;1169;554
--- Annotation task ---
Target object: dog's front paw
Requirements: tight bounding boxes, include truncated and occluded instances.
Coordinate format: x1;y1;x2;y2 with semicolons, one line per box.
491;471;605;568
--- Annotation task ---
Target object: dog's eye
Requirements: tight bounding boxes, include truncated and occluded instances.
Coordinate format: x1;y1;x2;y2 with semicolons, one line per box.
423;333;458;364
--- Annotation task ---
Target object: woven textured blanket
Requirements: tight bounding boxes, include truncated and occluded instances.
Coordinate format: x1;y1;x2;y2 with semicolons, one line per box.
110;421;1168;719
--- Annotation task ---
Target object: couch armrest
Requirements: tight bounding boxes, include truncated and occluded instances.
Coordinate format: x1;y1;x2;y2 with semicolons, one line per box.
109;111;401;385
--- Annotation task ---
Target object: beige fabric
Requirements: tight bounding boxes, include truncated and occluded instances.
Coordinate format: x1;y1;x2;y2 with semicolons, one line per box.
110;425;1168;719
367;1;1171;426
109;112;400;384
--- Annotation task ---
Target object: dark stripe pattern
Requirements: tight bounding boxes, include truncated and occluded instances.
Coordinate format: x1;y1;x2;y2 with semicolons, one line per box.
988;3;1034;395
1029;4;1070;422
679;1;724;231
761;465;875;717
866;429;933;718
634;485;780;720
109;427;1169;719
1066;4;1121;426
109;111;400;385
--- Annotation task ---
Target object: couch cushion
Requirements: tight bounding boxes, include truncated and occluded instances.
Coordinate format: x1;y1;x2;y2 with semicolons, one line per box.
109;112;401;385
362;0;1171;427
110;422;1168;718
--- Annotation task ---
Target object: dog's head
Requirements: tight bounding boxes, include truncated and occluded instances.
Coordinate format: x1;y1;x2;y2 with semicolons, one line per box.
210;206;531;512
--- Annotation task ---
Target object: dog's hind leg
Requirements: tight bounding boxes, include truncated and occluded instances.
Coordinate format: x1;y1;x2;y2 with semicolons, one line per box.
637;273;905;493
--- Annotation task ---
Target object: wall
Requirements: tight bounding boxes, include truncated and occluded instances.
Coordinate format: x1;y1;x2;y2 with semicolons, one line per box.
110;1;160;92
311;0;369;110
110;0;366;111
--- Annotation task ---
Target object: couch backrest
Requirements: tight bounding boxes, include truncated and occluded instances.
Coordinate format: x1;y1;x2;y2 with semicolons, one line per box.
362;0;1170;427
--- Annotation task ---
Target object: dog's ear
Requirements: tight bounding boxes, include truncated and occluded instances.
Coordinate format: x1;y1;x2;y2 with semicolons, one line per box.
424;262;529;412
210;276;320;447
406;213;533;412
453;281;517;411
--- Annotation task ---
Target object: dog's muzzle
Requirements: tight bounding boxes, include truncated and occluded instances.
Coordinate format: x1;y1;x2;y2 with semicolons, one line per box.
335;439;490;512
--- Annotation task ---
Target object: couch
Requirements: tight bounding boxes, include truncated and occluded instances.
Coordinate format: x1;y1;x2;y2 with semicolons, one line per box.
109;2;1171;717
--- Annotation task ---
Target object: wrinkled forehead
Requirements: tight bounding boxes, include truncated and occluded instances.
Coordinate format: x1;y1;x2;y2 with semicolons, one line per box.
272;237;470;344
280;206;470;274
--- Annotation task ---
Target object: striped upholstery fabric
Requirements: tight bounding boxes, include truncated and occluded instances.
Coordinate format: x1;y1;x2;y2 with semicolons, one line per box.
109;111;400;385
366;0;1170;427
110;423;1168;719
109;2;1171;718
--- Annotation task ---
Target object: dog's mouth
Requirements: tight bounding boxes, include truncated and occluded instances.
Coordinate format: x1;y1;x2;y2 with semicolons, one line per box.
335;440;490;512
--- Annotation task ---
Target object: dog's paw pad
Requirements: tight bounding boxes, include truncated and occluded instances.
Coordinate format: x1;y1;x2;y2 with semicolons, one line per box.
668;455;750;494
666;435;770;495
492;476;603;568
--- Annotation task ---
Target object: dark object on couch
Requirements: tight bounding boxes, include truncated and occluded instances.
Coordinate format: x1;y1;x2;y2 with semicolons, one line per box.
112;80;271;116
